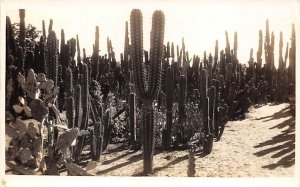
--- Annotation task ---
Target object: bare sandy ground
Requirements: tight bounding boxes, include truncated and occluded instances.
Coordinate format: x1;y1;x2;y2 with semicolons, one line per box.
85;103;295;177
5;103;295;177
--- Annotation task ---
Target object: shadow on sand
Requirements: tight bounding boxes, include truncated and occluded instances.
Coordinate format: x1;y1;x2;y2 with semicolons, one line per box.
253;106;295;170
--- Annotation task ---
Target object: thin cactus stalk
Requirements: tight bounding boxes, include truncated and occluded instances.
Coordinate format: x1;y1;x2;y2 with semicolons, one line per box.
16;47;25;74
176;45;180;60
233;32;238;74
228;82;236;118
77;34;81;65
124;21;130;62
284;42;289;68
264;19;273;94
165;67;174;150
129;93;137;144
48;19;53;34
225;31;231;65
171;42;175;60
19;9;26;49
66;96;75;129
200;69;208;103
209;86;216;135
46;31;58;87
42;20;46;38
278;32;284;70
178;75;187;128
73;84;82;161
90;100;102;161
256;30;263;78
6;16;17;58
214;40;218;68
271;32;275;70
74;84;82;129
182;38;185;55
102;110;111;151
288;24;296;96
24;51;34;72
166;42;170;59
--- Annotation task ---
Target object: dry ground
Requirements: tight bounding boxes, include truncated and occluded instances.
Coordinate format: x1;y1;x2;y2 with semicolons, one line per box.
5;103;295;177
81;103;295;177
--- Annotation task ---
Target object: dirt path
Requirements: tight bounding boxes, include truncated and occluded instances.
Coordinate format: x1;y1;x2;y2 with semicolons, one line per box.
86;103;295;177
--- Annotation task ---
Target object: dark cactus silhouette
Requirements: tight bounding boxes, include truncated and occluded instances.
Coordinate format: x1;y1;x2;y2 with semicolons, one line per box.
130;9;165;175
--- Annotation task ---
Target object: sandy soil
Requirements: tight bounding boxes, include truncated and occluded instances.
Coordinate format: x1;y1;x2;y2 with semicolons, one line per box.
85;103;295;177
6;103;295;177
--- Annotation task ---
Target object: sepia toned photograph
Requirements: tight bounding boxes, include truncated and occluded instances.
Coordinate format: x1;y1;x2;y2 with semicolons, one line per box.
1;0;299;186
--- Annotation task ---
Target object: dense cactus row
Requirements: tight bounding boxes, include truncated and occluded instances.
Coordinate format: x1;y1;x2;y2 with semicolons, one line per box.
5;9;296;176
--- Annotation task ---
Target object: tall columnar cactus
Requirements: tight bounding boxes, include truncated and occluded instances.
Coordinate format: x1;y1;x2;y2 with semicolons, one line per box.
65;67;73;99
76;34;81;66
74;84;82;129
225;31;231;65
6;16;17;58
42;20;46;38
214;40;218;68
199;69;208;103
16;47;25;74
171;42;175;60
24;51;34;72
66;96;75;129
73;63;89;162
178;75;187;125
209;86;216;135
130;9;165;175
124;21;130;62
277;32;285;101
233;32;238;74
278;32;284;71
90;98;103;161
48;19;53;33
91;26;100;80
46;31;58;87
199;69;210;135
264;19;273;94
288;24;296;96
247;48;255;82
228;82;236;118
284;42;289;67
220;50;226;77
165;67;174;150
256;30;263;77
270;32;275;71
72;84;82;160
19;9;26;49
129;93;137;144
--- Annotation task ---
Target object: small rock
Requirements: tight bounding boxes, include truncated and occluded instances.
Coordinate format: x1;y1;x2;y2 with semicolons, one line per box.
86;161;98;171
